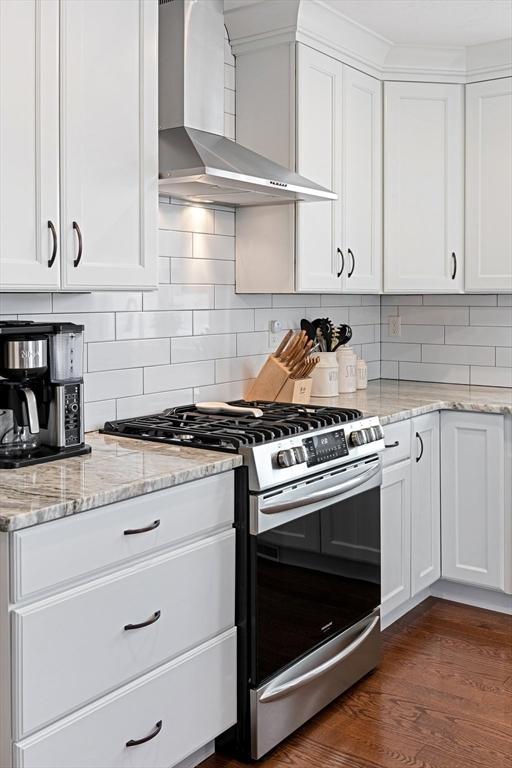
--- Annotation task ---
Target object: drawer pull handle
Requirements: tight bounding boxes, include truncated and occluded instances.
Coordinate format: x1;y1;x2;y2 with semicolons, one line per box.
416;432;424;462
124;519;160;535
126;720;163;748
124;610;161;631
384;441;399;449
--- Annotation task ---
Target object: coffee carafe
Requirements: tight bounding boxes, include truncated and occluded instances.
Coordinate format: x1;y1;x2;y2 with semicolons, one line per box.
0;336;47;458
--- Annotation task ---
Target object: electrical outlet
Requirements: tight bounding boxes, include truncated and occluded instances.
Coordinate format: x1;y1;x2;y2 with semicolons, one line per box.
388;315;402;337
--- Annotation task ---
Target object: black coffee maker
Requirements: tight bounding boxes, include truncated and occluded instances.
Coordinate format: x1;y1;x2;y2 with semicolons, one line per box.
0;321;91;468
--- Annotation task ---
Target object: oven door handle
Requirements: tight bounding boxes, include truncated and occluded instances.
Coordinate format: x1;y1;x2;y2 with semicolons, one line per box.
260;614;380;703
260;462;380;514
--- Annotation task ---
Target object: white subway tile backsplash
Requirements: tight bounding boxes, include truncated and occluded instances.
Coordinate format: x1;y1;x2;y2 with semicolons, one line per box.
88;339;170;372
444;325;512;347
498;295;512;306
236;331;283;356
470;366;512;387
84;400;117;432
171;334;236;363
224;63;235;90
320;294;362;306
273;294;321;308
214;210;235;236
255;308;301;332
159;230;193;259
349;306;380;325
422;294;497;306
361;342;380;362
116;311;192;339
159;203;215;234
116;389;193;420
381;361;399;379
224;114;235;140
381;342;421;362
421;344;495;366
53;292;142;313
399;362;470;385
144;361;215;394
194;380;248;403
496;347;512;367
85;369;143;402
158;258;171;284
380;324;445;344
381;295;423;305
350;325;375;345
367;361;380;380
470;307;512;326
194;308;254;335
215;285;271;309
193;233;235;260
143;284;214;311
215;354;267;384
397;306;469;325
0;294;52;314
171;258;235;285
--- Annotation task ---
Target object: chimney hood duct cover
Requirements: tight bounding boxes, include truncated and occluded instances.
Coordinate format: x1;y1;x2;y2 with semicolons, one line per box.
158;0;337;207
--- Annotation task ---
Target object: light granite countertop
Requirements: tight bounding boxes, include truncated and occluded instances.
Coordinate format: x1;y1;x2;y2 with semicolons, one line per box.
0;433;241;532
311;378;512;425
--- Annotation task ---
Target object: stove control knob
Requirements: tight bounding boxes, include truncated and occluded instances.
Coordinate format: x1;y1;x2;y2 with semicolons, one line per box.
293;445;308;464
350;429;368;446
369;425;384;441
276;449;297;468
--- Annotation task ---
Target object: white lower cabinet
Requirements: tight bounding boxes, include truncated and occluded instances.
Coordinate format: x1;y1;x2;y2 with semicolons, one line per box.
441;412;505;590
2;472;237;768
14;629;236;768
411;413;441;595
381;459;411;615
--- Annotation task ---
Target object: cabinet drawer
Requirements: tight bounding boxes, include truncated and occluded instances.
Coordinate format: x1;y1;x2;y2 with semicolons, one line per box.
381;421;411;467
14;628;236;768
13;530;235;738
11;472;234;601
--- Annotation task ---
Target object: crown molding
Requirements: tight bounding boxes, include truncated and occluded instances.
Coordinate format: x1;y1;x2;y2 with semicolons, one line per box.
225;0;512;82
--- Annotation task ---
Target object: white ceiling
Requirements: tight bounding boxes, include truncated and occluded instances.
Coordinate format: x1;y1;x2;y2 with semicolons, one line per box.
324;0;512;47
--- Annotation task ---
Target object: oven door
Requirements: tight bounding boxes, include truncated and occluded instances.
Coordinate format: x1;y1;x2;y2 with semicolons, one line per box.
250;455;381;687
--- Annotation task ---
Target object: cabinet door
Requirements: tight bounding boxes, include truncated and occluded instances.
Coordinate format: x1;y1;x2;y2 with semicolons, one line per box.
465;78;512;293
0;0;60;291
441;412;505;590
60;0;157;291
411;412;440;595
296;44;342;293
381;460;411;616
384;82;464;293
342;66;382;293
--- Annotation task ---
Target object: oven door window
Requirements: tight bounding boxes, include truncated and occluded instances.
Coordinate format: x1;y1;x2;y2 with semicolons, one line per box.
254;487;380;685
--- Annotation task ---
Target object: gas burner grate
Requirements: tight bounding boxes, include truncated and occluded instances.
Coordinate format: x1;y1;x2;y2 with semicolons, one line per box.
102;400;364;452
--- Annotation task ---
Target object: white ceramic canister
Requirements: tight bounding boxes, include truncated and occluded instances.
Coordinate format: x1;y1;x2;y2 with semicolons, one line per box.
337;345;357;394
310;352;339;397
356;358;368;390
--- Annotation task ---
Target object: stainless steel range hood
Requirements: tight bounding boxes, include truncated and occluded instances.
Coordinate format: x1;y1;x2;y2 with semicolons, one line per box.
158;0;337;207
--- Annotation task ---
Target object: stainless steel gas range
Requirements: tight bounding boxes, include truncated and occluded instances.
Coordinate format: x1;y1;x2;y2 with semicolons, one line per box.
103;400;385;760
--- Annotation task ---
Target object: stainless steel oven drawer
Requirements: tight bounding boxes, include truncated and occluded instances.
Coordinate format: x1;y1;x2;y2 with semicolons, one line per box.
250;609;380;760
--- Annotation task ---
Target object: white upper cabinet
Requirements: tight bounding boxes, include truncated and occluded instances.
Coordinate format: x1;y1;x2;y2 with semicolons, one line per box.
0;0;157;293
60;0;157;291
341;67;382;293
0;0;60;291
465;77;512;293
441;412;505;590
411;412;440;596
296;45;342;293
384;82;464;293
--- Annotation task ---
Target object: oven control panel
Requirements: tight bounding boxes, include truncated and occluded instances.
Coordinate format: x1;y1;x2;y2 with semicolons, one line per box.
303;430;349;467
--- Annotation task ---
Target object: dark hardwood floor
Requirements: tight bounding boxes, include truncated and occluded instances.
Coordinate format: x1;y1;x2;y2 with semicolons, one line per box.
202;598;512;768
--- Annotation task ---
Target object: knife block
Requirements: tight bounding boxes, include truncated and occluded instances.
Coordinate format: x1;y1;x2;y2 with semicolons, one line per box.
245;356;291;401
275;376;312;404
